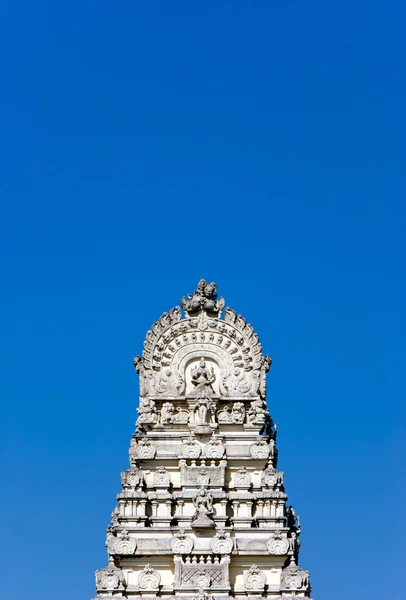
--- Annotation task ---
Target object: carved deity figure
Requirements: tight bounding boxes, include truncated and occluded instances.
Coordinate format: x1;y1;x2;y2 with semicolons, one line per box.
191;358;216;396
182;279;224;315
259;355;272;399
196;394;213;425
192;487;214;520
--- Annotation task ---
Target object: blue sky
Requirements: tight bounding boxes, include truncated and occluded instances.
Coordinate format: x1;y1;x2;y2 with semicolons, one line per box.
1;1;405;599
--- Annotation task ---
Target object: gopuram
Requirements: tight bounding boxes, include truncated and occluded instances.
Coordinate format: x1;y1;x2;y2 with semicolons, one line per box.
92;280;313;600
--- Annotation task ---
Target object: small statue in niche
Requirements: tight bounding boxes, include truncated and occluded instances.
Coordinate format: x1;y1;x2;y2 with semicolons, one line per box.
192;486;215;526
190;358;216;396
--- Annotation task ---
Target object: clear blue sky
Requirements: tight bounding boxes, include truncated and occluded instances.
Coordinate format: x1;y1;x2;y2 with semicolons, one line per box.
1;1;405;599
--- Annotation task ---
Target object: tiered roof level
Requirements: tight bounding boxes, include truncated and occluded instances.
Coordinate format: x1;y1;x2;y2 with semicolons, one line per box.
92;280;313;600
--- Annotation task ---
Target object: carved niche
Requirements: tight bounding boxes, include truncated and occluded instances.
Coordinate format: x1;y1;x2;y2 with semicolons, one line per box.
135;282;266;402
171;529;194;554
138;564;161;591
121;466;145;490
280;561;310;591
243;565;267;592
266;530;289;555
96;566;126;591
210;529;234;554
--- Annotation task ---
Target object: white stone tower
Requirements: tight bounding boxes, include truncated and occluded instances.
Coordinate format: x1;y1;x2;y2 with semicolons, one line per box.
93;280;313;600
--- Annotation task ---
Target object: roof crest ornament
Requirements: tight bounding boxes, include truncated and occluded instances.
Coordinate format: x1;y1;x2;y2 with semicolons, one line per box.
181;279;225;318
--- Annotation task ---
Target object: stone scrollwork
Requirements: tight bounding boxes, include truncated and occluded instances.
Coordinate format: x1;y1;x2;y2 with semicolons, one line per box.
181;433;202;458
281;560;310;591
267;530;289;555
96;566;126;591
223;368;260;397
138;564;161;590
243;565;267;591
121;466;145;490
217;402;245;424
205;434;225;459
171;529;194;554
249;437;271;459
224;308;263;372
210;529;234;554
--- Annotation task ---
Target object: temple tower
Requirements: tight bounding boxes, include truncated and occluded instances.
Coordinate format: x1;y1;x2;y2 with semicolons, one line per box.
92;280;313;600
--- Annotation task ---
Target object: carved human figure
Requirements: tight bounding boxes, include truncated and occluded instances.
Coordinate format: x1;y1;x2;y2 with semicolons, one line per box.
192;487;214;520
191;358;216;396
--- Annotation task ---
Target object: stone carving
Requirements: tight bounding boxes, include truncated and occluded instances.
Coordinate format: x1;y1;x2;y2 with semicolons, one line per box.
234;466;252;488
261;465;284;489
210;529;234;554
107;530;137;555
223;368;259;397
288;531;300;558
224;308;263;372
161;402;189;424
171;529;194;554
286;505;301;532
181;279;225;318
195;395;214;428
217;402;245;424
153;466;171;488
281;560;309;591
205;434;225;459
136;397;158;427
250;437;271;459
190;358;216;397
121;466;144;490
177;555;230;588
267;530;289;555
181;433;202;458
191;487;215;527
247;398;269;424
138;564;161;590
259;355;272;399
193;589;213;600
110;506;120;527
96;566;126;591
133;436;157;459
180;460;226;487
243;565;267;591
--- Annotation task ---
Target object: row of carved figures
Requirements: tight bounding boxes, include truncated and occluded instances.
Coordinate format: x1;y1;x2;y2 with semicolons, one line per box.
130;434;277;461
136;398;273;429
106;527;300;558
96;557;309;594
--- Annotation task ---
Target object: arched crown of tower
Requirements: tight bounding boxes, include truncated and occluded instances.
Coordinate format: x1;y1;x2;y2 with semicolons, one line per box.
133;279;271;403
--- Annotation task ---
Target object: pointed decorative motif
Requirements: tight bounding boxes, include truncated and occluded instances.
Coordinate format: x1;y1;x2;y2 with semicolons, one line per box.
91;281;314;600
